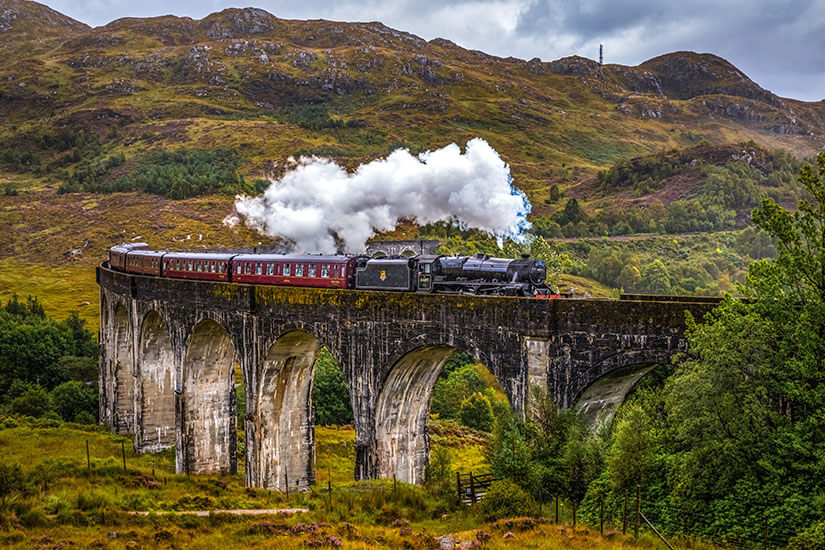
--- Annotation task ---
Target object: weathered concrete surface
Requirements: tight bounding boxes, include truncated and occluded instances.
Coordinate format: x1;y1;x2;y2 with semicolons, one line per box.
574;364;655;428
98;264;716;487
136;311;175;452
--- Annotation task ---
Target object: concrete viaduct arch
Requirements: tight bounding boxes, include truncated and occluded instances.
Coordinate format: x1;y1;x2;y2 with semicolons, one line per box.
97;264;717;488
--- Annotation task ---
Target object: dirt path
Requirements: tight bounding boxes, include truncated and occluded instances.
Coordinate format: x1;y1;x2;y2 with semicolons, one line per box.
128;508;308;516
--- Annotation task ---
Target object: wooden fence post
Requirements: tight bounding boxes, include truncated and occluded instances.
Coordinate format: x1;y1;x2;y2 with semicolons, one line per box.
285;470;290;499
623;489;628;535
572;502;577;528
635;485;641;539
555;495;559;524
469;471;476;504
85;439;91;471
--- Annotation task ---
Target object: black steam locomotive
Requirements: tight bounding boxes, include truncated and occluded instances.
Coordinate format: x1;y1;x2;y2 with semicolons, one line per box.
109;244;554;297
356;254;550;296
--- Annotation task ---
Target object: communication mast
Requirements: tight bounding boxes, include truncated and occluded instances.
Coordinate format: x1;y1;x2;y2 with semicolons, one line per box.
599;44;603;66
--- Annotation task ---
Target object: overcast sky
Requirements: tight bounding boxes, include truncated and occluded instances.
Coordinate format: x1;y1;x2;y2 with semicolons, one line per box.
42;0;825;101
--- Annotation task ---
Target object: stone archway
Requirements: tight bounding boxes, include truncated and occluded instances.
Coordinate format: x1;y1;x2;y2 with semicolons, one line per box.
249;331;322;491
113;304;133;434
181;319;237;475
573;363;658;428
137;311;176;453
374;345;458;485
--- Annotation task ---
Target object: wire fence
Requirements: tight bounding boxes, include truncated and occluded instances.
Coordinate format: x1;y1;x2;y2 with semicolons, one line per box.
458;476;793;549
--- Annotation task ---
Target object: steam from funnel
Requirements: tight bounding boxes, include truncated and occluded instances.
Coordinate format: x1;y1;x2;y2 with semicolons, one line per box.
225;138;531;253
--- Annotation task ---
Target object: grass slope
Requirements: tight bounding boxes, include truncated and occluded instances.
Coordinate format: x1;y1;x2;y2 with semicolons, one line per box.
0;417;710;549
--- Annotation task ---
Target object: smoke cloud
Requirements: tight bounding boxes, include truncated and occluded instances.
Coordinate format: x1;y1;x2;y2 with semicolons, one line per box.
225;138;531;254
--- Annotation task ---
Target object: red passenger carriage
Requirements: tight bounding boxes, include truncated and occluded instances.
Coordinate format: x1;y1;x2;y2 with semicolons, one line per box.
109;242;149;271
125;249;166;276
161;252;235;282
231;254;358;289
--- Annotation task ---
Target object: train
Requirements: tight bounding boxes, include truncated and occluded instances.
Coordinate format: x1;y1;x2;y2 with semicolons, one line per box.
108;243;557;297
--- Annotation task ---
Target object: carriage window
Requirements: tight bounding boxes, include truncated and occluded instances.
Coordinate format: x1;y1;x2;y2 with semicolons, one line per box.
296;264;304;277
321;264;329;277
197;262;202;272
256;263;262;275
211;262;216;273
219;263;224;273
266;264;274;276
244;263;251;274
423;263;431;274
237;265;242;274
308;264;316;277
283;263;291;276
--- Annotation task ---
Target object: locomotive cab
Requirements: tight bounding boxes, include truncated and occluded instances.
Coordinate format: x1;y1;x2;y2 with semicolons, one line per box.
415;255;443;292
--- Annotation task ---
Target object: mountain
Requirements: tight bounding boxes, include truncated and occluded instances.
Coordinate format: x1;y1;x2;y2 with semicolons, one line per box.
0;0;89;58
1;3;823;198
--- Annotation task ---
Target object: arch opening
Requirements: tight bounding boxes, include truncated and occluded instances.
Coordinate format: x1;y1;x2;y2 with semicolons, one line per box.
182;319;237;475
137;311;175;453
113;304;133;434
371;251;388;259
252;331;322;490
375;346;509;485
573;363;658;429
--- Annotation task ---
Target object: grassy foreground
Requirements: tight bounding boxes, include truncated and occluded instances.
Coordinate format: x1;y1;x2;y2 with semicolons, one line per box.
0;418;707;549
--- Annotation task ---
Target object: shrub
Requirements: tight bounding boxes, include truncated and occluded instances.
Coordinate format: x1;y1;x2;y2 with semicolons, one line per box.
0;463;24;509
477;480;538;521
73;410;96;425
8;385;54;418
458;392;494;432
789;521;825;550
18;508;49;528
51;381;97;422
77;491;113;511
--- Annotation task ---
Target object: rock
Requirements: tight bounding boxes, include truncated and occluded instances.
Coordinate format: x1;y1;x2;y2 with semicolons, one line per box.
0;8;18;32
437;534;456;549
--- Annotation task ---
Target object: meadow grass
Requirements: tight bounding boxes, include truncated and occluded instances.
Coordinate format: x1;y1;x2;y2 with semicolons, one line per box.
0;417;711;548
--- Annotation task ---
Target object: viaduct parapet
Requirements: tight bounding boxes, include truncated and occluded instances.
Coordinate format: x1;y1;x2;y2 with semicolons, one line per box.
97;263;716;490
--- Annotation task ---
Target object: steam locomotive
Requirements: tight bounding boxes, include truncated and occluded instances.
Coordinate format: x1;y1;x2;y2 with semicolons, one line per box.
108;243;555;297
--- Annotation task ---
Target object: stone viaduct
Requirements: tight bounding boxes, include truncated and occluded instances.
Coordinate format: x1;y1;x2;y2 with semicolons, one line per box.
97;263;717;491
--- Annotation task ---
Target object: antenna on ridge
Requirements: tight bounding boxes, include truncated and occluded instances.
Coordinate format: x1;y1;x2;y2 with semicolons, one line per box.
599;44;603;66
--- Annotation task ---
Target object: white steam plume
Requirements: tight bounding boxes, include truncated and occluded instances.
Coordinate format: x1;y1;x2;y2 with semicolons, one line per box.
225;138;531;253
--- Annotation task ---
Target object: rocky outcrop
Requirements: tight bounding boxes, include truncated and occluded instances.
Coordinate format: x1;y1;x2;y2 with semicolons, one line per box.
547;55;603;78
200;8;278;39
640;51;781;106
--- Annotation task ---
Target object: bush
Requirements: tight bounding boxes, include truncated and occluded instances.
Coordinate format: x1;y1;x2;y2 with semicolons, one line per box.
458;392;494;432
77;491;113;511
8;385;54;418
18;508;49;528
51;381;97;422
789;521;825;550
0;463;24;509
73;410;96;425
477;480;538;521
